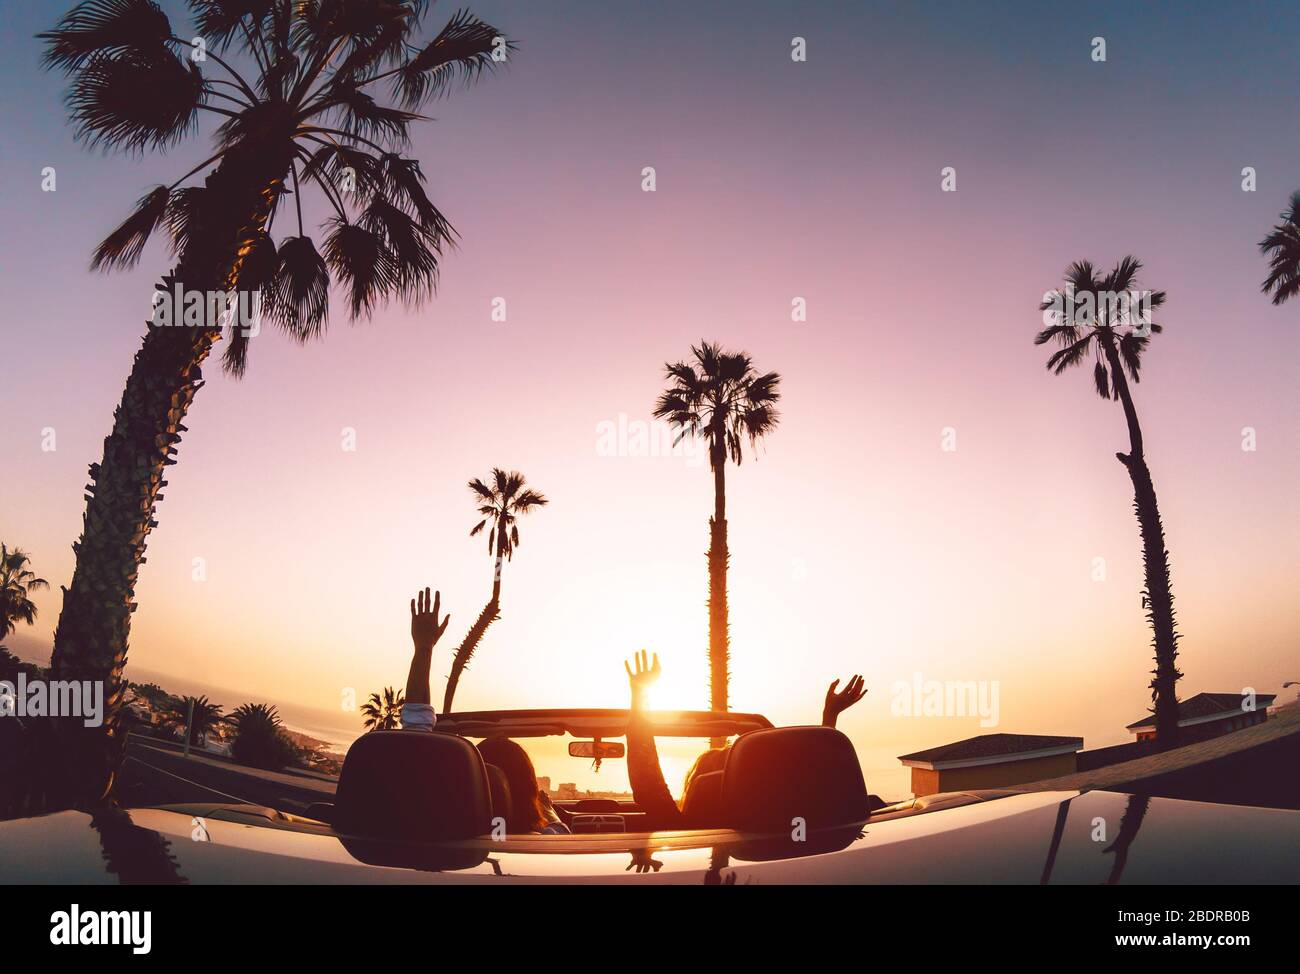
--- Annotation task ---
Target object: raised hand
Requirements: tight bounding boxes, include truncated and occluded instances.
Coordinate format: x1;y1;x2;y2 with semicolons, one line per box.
823;674;867;728
624;649;661;708
410;587;450;656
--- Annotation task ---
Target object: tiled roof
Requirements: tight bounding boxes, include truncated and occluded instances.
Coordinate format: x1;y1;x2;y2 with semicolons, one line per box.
1125;692;1277;730
898;733;1083;764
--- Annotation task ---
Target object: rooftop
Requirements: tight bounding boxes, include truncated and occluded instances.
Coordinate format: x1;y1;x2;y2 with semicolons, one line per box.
1125;692;1277;730
898;733;1083;770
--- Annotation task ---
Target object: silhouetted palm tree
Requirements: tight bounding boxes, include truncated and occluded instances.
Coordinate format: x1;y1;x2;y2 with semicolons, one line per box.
0;544;49;639
1035;257;1182;747
361;686;404;731
228;702;294;769
167;695;224;747
38;0;513;806
443;469;548;712
653;341;781;720
1260;192;1300;303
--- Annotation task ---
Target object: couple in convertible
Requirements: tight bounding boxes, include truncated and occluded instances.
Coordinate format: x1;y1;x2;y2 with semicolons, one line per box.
399;587;868;834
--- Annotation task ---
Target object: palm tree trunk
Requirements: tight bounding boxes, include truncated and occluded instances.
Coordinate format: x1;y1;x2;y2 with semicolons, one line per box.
1102;335;1182;749
442;598;501;714
444;528;510;713
43;143;294;809
707;444;730;740
491;530;505;604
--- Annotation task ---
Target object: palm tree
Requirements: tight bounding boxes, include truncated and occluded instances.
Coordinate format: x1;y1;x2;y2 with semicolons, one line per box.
228;702;294;769
442;469;548;712
1260;192;1300;304
653;341;781;720
167;695;224;747
38;0;513;806
360;686;404;731
0;544;49;639
1035;257;1182;748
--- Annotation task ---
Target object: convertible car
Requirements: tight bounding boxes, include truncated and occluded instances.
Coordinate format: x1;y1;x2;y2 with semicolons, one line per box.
4;709;1298;884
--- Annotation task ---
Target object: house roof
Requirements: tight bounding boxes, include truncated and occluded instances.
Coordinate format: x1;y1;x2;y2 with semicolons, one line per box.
897;733;1083;770
1125;692;1278;730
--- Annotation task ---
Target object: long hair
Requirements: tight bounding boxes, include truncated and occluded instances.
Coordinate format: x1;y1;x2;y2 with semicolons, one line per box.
476;737;547;833
680;745;729;810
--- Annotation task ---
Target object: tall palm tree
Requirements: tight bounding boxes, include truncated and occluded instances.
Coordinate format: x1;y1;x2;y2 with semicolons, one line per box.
653;341;781;719
0;544;49;639
1259;192;1300;304
1035;257;1182;748
360;686;404;731
167;694;224;747
442;469;548;712
38;0;513;807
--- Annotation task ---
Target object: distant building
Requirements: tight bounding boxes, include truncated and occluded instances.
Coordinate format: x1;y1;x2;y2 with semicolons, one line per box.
1125;692;1276;744
556;782;578;800
898;733;1083;797
536;776;551;795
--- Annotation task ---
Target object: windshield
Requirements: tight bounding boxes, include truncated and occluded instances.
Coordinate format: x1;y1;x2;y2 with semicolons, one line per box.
479;734;727;802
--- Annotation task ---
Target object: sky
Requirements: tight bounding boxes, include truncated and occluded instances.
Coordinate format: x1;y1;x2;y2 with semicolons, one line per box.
2;1;1299;798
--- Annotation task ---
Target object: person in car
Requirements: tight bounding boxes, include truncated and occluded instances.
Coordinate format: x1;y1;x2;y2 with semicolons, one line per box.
477;736;571;834
623;650;867;829
398;587;569;835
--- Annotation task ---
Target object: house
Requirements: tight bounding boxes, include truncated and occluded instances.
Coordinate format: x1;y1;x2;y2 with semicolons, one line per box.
1125;692;1276;744
898;733;1084;797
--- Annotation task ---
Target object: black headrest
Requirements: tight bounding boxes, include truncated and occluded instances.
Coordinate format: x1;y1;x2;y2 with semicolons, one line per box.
334;731;491;840
722;726;868;832
681;770;727;828
484;764;512;826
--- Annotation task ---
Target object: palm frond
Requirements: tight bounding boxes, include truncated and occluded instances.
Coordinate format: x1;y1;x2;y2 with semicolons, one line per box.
1045;332;1094;374
1093;359;1111;400
393;8;507;107
1118;332;1149;382
1260;192;1300;305
1033;322;1080;347
90;185;169;271
188;0;275;49
322;218;397;317
359;194;443;298
262;235;330;340
40;0;174;71
318;85;422;143
513;489;548;511
67;48;203;151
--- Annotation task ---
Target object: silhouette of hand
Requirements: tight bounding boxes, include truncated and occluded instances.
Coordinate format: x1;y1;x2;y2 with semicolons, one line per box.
410;587;450;656
823;674;867;728
626;849;664;873
624;649;661;708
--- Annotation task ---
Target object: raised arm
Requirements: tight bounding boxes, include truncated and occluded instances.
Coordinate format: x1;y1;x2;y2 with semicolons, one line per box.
822;674;867;728
402;587;450;729
623;650;685;829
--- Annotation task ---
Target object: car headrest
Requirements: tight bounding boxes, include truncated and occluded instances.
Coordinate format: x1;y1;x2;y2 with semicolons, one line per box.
484;763;511;827
334;731;491;840
722;726;868;832
681;770;727;828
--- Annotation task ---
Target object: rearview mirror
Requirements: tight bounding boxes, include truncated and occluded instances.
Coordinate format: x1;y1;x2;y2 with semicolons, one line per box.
569;740;625;759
